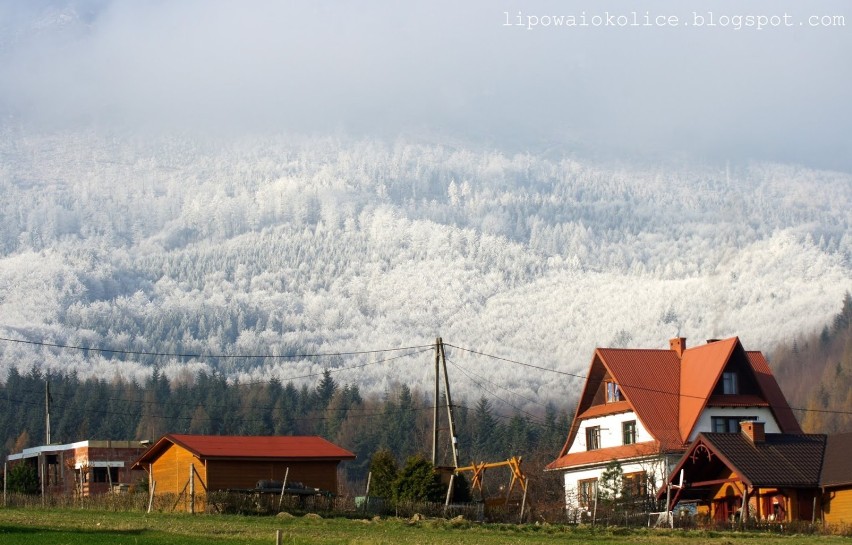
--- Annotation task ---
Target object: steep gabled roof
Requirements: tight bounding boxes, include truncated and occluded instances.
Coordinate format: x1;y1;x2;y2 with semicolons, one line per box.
133;434;355;468
746;351;802;434
700;432;825;487
679;338;802;440
598;348;682;450
554;348;681;463
659;432;826;505
550;337;802;473
679;338;739;441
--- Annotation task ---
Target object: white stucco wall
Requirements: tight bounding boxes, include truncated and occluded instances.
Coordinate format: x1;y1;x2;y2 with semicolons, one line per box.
558;406;781;511
567;411;653;454
561;456;674;511
689;407;780;441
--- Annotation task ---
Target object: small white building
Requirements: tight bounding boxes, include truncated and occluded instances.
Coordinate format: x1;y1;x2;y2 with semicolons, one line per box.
545;337;802;518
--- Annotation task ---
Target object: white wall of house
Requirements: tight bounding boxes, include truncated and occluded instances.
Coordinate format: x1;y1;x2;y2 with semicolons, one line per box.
561;456;672;511
558;407;781;511
689;407;781;441
567;411;653;454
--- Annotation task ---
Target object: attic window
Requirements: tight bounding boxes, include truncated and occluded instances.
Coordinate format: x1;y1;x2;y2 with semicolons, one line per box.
722;372;739;395
712;415;756;433
606;381;622;403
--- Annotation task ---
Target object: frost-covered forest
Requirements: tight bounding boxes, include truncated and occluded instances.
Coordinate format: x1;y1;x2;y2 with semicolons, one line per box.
0;129;850;412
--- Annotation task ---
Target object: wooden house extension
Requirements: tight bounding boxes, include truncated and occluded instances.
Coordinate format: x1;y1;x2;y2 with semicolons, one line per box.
132;434;355;512
660;426;852;525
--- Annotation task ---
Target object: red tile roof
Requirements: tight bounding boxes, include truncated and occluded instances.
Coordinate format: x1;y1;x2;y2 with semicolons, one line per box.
134;434;355;467
678;338;738;441
746;351;802;434
551;337;801;472
578;400;632;419
555;349;682;462
599;348;682;450
547;441;661;471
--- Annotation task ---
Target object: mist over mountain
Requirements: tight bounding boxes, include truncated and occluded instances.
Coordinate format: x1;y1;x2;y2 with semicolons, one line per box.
0;129;848;411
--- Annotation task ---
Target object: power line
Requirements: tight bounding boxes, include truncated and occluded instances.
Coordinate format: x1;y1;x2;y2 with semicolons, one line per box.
3;334;850;418
4;348;435;416
444;342;852;417
0;335;433;361
443;355;549;426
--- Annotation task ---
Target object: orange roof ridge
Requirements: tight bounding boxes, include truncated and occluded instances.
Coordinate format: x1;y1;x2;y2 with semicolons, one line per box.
547;441;661;471
679;337;739;442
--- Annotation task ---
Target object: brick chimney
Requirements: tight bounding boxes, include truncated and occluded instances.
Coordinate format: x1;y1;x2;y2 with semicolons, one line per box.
669;337;686;358
740;421;765;443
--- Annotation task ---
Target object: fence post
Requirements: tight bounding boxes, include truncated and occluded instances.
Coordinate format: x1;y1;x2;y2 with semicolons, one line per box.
3;462;6;507
278;467;290;511
362;471;372;514
189;463;195;514
444;473;455;516
275;529;282;545
147;481;156;513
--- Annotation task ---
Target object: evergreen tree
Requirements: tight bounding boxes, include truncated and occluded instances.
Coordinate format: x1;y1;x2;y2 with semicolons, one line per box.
368;448;398;499
471;397;500;460
598;460;624;504
394;454;443;503
315;370;337;411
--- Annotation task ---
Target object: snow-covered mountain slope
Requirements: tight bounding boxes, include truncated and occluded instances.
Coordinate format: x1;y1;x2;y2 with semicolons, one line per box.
0;130;849;409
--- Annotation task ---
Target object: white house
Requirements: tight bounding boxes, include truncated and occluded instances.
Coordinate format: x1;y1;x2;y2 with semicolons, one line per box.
545;337;801;517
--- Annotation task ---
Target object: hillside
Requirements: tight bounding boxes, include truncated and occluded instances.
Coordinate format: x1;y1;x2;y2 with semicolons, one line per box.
0;129;850;410
771;293;852;433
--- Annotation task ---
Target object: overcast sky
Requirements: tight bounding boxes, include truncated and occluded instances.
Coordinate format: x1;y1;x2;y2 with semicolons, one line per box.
1;0;850;170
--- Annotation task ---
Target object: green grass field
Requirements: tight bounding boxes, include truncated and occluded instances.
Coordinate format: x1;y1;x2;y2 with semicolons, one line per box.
0;508;848;545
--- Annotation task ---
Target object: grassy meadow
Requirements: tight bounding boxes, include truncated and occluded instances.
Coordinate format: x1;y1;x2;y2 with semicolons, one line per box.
0;508;850;545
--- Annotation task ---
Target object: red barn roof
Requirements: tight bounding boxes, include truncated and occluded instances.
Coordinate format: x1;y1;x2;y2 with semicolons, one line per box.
134;434;355;468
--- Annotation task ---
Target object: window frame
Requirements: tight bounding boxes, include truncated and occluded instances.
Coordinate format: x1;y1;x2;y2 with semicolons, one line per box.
586;425;601;451
622;420;637;445
623;471;648;499
606;381;622;403
721;372;739;395
711;415;757;433
577;478;597;508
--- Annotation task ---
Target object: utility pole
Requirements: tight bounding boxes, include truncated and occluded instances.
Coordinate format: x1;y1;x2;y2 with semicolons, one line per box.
439;340;459;468
45;380;51;445
431;338;459;468
432;338;441;466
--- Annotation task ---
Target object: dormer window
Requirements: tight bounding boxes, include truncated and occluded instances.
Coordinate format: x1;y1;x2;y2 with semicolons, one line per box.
606;381;622;402
722;372;739;395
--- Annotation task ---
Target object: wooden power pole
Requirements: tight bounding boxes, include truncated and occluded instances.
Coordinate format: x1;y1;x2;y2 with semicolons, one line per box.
431;338;459;468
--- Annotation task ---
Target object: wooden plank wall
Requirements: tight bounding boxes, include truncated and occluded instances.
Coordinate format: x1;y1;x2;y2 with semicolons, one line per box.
150;444;206;496
206;460;340;494
823;487;852;525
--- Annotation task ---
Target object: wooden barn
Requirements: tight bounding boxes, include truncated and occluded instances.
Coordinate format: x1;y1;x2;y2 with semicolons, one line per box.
132;434;355;512
820;432;852;525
